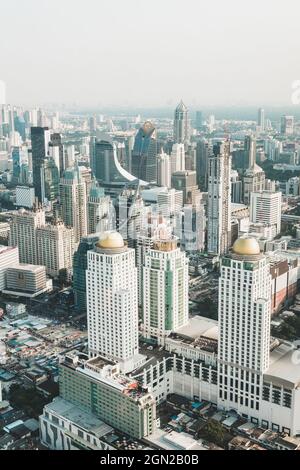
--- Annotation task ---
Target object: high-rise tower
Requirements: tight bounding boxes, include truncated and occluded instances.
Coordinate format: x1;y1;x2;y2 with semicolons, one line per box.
173;100;190;148
207;141;231;256
218;237;271;418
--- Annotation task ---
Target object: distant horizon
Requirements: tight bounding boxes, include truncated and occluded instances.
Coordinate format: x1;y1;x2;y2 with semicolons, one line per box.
2;0;300;108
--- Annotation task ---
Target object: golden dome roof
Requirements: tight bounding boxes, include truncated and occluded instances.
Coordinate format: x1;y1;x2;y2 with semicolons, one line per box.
96;231;124;249
232;237;260;256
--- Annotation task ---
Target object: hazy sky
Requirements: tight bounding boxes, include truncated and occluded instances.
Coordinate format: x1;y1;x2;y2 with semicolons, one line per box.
1;0;300;108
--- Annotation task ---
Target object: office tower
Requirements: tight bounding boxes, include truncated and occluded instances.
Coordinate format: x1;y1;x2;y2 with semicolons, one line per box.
64;145;75;169
218;236;271;418
131;121;157;183
243;164;265;206
196;138;211;189
86;231;139;370
15;185;35;209
207;141;231;256
142;236;189;345
9;208;45;265
89;136;96;175
170;143;185;174
49;133;64;176
264;137;282;161
231;170;242;203
59;167;87;243
157;151;171;187
171;170;200;206
177;191;206;253
87;182;111;234
12;146;26;182
93;137;141;197
73;234;99;312
244;135;257;168
117;188;144;248
157;187;183;218
31;127;50;202
36;221;75;278
89;116;97;134
207;115;215;133
250;190;282;237
78;166;93;197
258;108;265;131
14;116;26;141
42;157;60;202
195;111;203;131
173;100;190;147
5;264;49;296
281;115;294;135
0;246;19;291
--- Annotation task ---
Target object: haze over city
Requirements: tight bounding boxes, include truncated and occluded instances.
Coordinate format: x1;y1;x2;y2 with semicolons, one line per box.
1;0;300;108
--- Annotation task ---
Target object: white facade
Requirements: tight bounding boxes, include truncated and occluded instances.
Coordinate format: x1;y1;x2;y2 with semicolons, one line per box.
157;152;171;188
9;208;45;265
15;185;35;209
207;141;231;256
36;222;75;277
250;190;282;237
0;245;19;291
86;233;139;367
59;168;87;243
218;240;271;418
170;143;185;174
142;238;189;344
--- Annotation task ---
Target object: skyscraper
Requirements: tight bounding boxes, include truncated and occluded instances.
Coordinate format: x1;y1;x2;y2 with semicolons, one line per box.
9;208;46;265
196;138;211;190
31;127;50;202
59;167;87;243
87;182;111;235
86;231;139;371
207;141;231;256
250;190;282;237
36;221;75;278
218;237;271;418
142;236;189;345
280;115;294;135
157;151;171;187
195;111;203;131
171;170;200;206
73;234;99;311
258;108;265;132
173;100;190;147
170;143;185;174
131;121;157;183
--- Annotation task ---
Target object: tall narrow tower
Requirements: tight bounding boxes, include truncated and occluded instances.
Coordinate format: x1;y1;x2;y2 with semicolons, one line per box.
218;236;271;418
59;167;87;243
207;141;231;256
86;231;139;371
142;236;189;345
173;101;190;148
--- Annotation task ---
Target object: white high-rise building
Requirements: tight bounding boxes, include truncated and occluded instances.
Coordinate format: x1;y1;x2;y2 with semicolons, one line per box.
157;187;183;218
207;141;231;256
142;237;189;345
170;143;185;174
250;190;282;237
173;101;190;148
218;237;271;419
258;108;265;132
0;245;19;291
59;167;87;243
87;183;111;235
157;151;171;187
136;211;172;307
86;231;139;372
36;221;75;278
9;208;45;265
